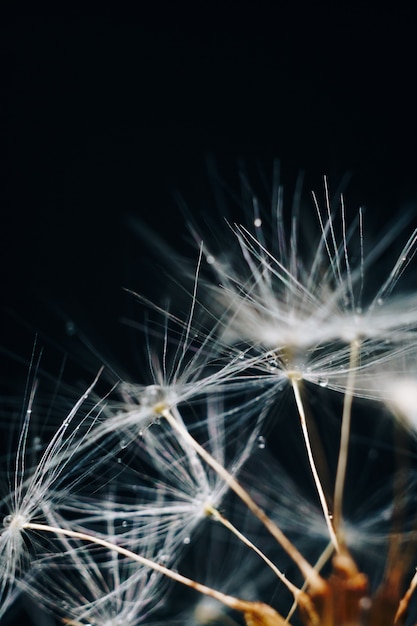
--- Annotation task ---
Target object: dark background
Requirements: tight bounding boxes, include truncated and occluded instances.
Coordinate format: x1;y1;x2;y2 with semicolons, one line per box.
2;6;417;355
2;5;417;625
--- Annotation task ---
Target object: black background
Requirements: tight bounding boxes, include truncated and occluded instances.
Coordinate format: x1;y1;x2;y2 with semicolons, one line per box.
2;6;417;348
2;5;417;625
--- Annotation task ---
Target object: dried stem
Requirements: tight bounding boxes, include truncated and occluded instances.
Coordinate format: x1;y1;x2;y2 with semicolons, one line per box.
161;408;326;594
24;521;285;624
205;503;302;599
333;339;360;539
395;569;417;624
290;377;339;552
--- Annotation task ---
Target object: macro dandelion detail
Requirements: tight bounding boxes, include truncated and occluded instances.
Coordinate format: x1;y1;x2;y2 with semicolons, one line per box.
2;167;417;626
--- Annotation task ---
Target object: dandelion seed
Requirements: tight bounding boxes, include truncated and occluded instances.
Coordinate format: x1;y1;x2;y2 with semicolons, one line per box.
0;367;104;618
4;165;417;625
203;180;417;394
25;507;170;626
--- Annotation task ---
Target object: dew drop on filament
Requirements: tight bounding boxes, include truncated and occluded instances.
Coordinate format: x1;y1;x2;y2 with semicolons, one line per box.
140;385;166;410
65;320;76;336
3;514;13;528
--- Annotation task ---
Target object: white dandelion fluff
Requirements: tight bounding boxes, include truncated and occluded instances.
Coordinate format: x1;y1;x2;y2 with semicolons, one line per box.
3;165;417;626
0;365;105;618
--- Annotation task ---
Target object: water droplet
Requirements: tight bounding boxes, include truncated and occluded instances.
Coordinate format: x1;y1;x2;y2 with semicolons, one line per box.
140;385;166;411
206;254;215;265
2;514;26;533
257;436;266;449
183;536;190;544
117;457;122;464
3;515;13;528
122;520;128;528
377;297;383;306
382;508;391;521
65;320;76;336
318;377;328;388
120;440;128;450
254;218;262;228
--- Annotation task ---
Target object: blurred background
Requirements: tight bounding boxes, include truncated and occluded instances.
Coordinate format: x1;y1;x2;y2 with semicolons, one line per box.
2;6;417;357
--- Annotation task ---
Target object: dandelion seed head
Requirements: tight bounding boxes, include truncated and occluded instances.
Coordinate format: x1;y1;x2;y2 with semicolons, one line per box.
202;500;216;518
139;384;170;415
285;367;304;382
198;177;417;408
5;166;417;624
0;365;106;618
2;512;27;531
